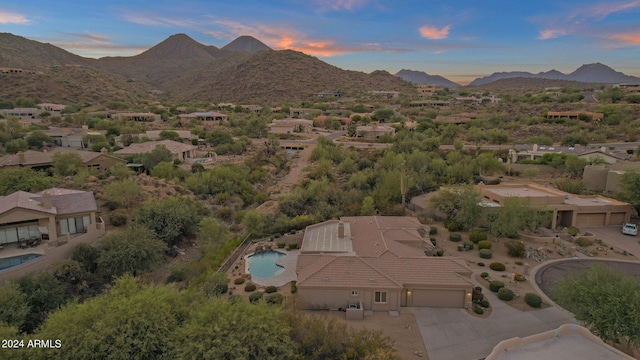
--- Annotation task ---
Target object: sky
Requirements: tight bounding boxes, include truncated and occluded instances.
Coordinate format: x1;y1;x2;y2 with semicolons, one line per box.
2;0;640;84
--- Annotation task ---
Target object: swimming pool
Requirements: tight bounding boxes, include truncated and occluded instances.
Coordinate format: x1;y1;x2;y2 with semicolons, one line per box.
247;250;285;278
0;254;42;271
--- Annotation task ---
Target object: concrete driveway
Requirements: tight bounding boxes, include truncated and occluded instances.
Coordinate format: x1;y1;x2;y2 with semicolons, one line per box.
414;277;575;360
581;226;640;260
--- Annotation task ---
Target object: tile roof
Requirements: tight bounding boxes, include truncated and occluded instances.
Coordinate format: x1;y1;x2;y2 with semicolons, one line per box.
114;140;196;156
0;148;124;168
0;188;97;216
296;255;400;289
342;216;434;257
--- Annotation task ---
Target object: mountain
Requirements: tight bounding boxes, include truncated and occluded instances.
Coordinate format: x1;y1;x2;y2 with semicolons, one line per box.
0;33;88;69
171;50;416;103
469;63;640;86
221;36;271;53
395;69;460;88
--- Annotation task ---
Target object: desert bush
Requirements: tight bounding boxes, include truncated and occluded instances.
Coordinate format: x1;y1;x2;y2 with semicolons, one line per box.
498;288;515;301
567;226;579;236
435;249;444;256
265;285;277;294
249;291;264;303
463;241;474;250
430;238;437;246
477;240;492;250
228;294;243;304
515;260;524;265
290;280;297;294
469;231;488;244
266;292;284;305
524;293;542;308
244;283;257;292
277;242;286;249
429;226;438;235
479;249;492;259
109;209;128;227
480;272;489;278
458;244;464;251
575;237;593;247
287;243;298;250
480;300;490;308
489;280;505;292
234;277;245;285
444;220;463;232
504;240;526;258
449;233;462;242
514;273;526;282
165;268;189;284
477;262;485;267
474;307;484;314
490;262;506;271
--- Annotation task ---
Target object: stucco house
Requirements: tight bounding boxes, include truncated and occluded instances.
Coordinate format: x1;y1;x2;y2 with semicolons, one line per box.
0;188;104;247
179;111;228;125
0;148;126;172
356;124;395;139
296;216;474;312
269;118;314;134
114;140;197;162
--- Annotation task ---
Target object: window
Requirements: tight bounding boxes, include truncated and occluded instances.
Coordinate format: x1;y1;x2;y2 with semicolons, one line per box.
351;290;358;297
59;216;91;235
374;291;387;303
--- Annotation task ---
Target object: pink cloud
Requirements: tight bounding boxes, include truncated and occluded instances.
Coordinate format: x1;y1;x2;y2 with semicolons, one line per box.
313;0;370;11
538;28;569;40
610;31;640;44
419;25;451;40
0;10;31;24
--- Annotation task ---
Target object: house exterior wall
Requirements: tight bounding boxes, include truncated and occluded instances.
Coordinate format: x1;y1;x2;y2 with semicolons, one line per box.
297;287;400;311
583;165;609;192
84;155;126;171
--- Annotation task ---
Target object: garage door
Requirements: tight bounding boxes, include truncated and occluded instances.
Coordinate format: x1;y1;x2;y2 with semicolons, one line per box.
575;213;606;226
610;213;626;225
411;289;464;308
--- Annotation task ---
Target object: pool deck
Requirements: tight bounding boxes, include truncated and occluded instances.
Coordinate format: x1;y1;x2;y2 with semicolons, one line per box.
248;249;300;287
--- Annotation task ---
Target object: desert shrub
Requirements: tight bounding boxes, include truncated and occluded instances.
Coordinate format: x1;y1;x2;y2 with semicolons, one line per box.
575;237;593;247
435;249;444;256
290;280;297;294
109;209;128;227
469;231;488;244
165;268;189;284
265;285;278;294
524;293;542;308
567;226;579;236
477;240;492;250
249;291;264;303
498;288;515;301
480;300;490;308
479;249;492;259
515;260;524;266
103;199;121;211
444;220;463;232
457;244;464;251
430;238;436;246
474;307;484;314
287;243;298;250
429;226;438;235
234;278;245;285
244;283;257;292
480;272;489;278
490;262;506;271
266;292;284;305
504;240;526;258
477;262;485;267
463;241;474;250
514;273;526;282
489;280;505;292
449;233;462;242
277;242;286;249
228;294;243;304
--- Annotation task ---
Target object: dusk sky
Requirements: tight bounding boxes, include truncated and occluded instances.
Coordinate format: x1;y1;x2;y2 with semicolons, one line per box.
2;0;640;84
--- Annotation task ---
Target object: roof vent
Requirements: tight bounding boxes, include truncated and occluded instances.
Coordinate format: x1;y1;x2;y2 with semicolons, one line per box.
322;277;329;282
369;279;376;283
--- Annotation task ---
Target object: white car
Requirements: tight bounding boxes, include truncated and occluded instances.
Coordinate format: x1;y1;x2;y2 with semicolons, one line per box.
622;223;638;236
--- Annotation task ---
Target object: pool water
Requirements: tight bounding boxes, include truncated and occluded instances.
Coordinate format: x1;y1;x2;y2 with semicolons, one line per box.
0;254;42;271
248;251;285;278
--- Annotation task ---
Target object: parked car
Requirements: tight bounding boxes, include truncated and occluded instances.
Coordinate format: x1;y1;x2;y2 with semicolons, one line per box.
622;223;638;236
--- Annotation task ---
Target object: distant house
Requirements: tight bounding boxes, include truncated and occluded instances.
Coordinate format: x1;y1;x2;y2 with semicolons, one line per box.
583;161;640;195
240;105;263;113
290;108;320;118
313;115;351;129
434;113;479;124
0;108;42;121
369;91;400;98
408;100;450;107
416;84;438;97
269;118;314;134
511;144;630;164
356;124;395;138
114;140;197;162
296;216;473;312
0;188;104;247
37;103;66;116
546;111;604;122
178;111;228;125
111;112;161;122
313;91;343;99
0;149;126;172
43;127;106;148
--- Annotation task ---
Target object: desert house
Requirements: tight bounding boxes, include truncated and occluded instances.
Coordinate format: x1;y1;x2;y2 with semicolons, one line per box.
296;216;474;313
114;140;197;163
356;124;395;138
0;148;126;172
269;118;314;134
179;111;228;125
583;161;640;195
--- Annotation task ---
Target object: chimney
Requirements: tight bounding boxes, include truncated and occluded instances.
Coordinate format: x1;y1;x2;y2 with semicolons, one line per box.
42;191;52;209
18;152;25;164
337;221;345;239
100;147;108;154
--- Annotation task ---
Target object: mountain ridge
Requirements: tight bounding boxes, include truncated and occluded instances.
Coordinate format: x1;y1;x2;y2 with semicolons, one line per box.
394;69;461;88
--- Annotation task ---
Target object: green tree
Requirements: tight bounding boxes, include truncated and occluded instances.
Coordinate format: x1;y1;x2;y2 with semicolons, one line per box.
52;152;84;177
0;282;31;329
15;273;70;334
475;152;506;176
200;272;229;298
551;263;640;348
360;196;377;216
97;226;166;278
140;145;174;172
107;162;133;180
486;197;544;238
429;185;482;230
372;108;394;122
150;161;189;181
5;138;28;154
158;130;181;141
615;171;640;214
25;130;52;148
241;210;266;236
102;179;142;208
135;196;205;246
0;168;53;195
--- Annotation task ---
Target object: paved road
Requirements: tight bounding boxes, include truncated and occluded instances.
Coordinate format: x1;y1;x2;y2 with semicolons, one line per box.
581;226;640;260
414;276;575;360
